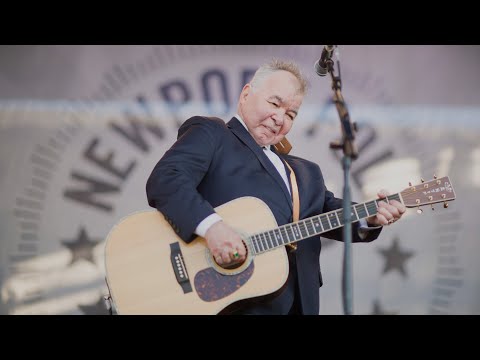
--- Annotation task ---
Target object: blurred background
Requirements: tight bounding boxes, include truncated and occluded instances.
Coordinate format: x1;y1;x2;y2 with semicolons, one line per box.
0;45;479;315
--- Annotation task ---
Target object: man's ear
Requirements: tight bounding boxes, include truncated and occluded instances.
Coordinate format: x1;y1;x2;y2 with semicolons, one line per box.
273;137;292;155
240;84;251;102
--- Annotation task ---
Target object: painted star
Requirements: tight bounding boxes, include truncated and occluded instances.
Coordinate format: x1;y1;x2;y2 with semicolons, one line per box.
371;299;398;315
378;237;414;277
62;227;101;265
78;295;111;315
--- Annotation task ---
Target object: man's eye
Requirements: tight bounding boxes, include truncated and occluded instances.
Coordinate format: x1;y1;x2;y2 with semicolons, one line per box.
270;102;279;107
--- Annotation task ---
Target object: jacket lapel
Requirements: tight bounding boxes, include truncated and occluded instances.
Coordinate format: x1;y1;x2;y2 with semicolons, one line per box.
227;117;293;211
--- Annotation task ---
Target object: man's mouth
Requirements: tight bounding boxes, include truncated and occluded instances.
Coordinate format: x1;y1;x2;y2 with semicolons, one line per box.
264;125;277;135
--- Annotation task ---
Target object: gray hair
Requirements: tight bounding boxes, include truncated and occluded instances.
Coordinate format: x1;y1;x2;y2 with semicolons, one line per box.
250;59;309;95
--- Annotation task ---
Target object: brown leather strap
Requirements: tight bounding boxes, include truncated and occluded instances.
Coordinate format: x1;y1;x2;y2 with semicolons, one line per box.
284;162;299;222
273;137;292;155
284;161;299;251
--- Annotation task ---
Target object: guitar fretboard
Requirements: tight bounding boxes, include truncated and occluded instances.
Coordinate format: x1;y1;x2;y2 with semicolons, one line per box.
248;193;401;255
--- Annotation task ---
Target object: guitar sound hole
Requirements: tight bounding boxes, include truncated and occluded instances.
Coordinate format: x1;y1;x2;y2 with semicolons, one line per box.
220;259;244;270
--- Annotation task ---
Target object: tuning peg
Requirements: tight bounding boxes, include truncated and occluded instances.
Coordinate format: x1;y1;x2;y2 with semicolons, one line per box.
417;207;423;214
421;178;425;183
409;181;412;186
444;202;449;208
433;174;437;179
431;204;435;211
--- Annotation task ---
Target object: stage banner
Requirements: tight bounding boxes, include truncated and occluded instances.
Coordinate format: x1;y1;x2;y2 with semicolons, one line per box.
0;45;479;314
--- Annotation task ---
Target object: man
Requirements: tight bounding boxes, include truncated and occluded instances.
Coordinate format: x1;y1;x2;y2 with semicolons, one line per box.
146;59;406;314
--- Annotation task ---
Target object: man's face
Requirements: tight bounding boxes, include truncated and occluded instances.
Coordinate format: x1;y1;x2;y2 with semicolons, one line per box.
238;70;303;147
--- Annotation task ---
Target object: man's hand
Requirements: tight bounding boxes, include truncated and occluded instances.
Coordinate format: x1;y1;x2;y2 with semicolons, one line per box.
204;221;247;266
366;189;407;226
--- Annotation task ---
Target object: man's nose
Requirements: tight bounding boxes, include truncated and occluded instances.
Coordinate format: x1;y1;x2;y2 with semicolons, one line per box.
272;109;285;126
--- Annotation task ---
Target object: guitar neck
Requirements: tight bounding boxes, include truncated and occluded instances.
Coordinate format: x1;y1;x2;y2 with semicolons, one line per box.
248;193;402;255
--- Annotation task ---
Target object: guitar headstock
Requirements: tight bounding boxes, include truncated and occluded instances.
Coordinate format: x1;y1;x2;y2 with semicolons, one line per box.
400;176;456;209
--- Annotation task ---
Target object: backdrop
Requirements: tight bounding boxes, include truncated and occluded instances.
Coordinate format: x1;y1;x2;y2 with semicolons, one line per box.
0;45;479;314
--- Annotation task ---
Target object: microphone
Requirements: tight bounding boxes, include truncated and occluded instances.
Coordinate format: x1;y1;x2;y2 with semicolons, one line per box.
314;45;335;76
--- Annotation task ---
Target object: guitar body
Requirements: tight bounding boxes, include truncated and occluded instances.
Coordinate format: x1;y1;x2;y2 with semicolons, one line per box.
104;197;289;315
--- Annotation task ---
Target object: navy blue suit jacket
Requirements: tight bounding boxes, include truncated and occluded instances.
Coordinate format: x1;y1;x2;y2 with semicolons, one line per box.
146;116;382;314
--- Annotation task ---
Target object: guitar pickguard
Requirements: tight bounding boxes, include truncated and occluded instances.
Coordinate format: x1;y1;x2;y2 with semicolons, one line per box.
194;262;255;302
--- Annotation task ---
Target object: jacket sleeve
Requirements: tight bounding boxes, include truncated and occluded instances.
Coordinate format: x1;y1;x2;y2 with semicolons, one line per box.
146;116;221;243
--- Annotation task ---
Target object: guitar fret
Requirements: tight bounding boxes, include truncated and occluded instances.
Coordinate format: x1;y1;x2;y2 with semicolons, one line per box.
252;236;260;253
312;217;323;234
328;213;339;228
363;203;369;217
284;225;293;244
299;221;309;237
337;209;344;225
348;207;358;222
267;231;275;248
366;201;377;217
286;225;295;243
356;204;367;218
326;213;333;228
305;220;313;236
255;234;262;252
260;233;267;249
292;223;301;240
260;233;269;250
268;230;278;247
256;234;265;252
352;205;359;220
265;232;273;249
274;230;281;246
389;193;400;202
274;229;283;246
280;227;289;245
334;211;341;225
248;237;256;255
320;215;330;231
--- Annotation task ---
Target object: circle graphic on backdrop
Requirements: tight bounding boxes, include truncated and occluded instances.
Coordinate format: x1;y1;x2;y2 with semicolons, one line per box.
1;45;468;314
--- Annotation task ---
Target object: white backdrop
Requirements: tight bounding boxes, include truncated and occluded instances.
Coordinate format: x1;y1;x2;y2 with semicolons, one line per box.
0;45;479;314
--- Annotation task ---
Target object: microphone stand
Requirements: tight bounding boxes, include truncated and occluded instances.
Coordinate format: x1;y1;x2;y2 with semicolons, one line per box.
325;51;358;315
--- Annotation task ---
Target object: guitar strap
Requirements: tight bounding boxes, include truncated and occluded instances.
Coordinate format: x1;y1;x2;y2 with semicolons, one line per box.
284;161;299;252
274;137;299;252
273;137;292;155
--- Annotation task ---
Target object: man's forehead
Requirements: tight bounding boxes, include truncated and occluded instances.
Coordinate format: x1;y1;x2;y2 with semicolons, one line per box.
267;93;303;104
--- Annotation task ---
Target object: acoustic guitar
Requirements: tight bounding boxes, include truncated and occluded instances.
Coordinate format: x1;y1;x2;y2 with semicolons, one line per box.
104;176;455;314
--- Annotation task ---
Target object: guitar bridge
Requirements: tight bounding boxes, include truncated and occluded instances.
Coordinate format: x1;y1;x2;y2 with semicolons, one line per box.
170;242;192;293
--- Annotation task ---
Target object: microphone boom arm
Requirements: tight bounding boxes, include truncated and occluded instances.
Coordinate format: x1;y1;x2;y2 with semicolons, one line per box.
327;58;358;159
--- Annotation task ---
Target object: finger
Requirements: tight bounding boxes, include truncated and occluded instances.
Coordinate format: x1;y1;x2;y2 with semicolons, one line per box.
389;199;407;214
221;250;231;263
377;189;390;199
215;255;223;265
377;207;394;223
378;201;401;218
234;246;246;261
376;213;390;226
230;250;240;261
236;241;247;257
